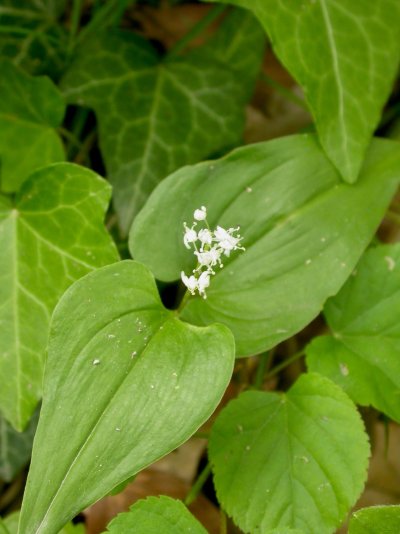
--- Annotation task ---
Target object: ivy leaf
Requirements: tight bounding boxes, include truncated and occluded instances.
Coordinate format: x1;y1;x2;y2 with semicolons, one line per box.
104;496;207;533
0;1;67;76
306;244;400;422
348;505;400;533
19;261;234;534
0;61;65;193
0;409;38;482
130;135;400;356
0;163;118;430
208;0;400;183
209;373;370;534
61;9;265;233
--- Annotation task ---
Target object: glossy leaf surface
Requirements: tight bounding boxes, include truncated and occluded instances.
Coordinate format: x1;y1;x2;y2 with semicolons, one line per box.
19;261;234;534
208;0;400;182
209;373;370;533
105;496;207;534
307;244;400;422
130;135;400;355
0;163;118;430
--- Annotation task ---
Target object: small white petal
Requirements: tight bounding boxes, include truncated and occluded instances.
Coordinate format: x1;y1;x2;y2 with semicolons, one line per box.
194;206;207;221
181;271;198;294
198;228;212;246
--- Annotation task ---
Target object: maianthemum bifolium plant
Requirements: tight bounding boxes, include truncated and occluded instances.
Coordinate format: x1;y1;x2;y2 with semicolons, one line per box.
1;0;400;533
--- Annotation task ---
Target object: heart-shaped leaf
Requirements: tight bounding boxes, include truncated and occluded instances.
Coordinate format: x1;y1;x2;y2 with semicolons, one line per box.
61;9;265;233
130;135;400;356
306;243;400;422
0;163;118;430
0;61;65;192
209;373;370;534
19;261;234;534
104;496;207;534
207;0;400;183
348;505;400;533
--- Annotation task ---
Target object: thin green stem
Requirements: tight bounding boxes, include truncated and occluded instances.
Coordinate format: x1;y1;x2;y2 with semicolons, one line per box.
266;350;305;379
177;289;191;313
220;510;227;534
68;0;83;55
260;72;308;111
252;351;272;390
184;462;212;506
66;107;90;159
167;4;227;58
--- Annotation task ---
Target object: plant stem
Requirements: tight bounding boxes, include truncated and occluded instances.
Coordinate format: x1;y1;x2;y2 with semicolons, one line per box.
252;351;272;389
266;349;305;379
220;510;227;534
177;289;191;313
68;0;82;56
260;72;308;111
167;4;227;58
184;462;212;506
66;107;90;159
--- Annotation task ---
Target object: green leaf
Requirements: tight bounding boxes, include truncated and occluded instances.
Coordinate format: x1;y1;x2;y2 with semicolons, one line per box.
0;61;65;193
105;496;207;533
210;0;400;182
0;409;38;481
0;1;67;76
19;261;234;534
0;513;84;534
61;10;265;233
209;373;370;534
306;243;400;422
0;163;118;430
130;134;400;356
348;505;400;534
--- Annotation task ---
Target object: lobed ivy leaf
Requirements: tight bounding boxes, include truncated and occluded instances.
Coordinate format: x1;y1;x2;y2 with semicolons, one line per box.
0;409;38;482
19;261;235;534
348;505;400;533
0;61;65;193
207;0;400;183
0;163;118;430
306;243;400;422
209;373;370;534
61;9;265;233
104;496;207;533
130;135;400;356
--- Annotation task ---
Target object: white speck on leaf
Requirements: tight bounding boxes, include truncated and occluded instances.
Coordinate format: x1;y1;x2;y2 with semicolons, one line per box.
340;363;349;376
384;256;396;271
92;359;100;365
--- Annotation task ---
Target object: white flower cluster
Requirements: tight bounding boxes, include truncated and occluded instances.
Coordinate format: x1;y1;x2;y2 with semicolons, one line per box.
181;206;245;298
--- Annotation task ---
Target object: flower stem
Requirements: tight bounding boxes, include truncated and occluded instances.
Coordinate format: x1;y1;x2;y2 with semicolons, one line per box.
266;349;305;378
184;462;212;506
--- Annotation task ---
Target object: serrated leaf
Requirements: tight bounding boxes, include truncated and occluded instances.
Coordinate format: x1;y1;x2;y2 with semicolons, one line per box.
0;409;38;481
130;135;400;356
209;0;400;182
348;505;400;533
306;244;400;422
61;10;265;233
105;496;207;533
0;61;65;193
19;261;235;534
209;373;370;534
0;163;118;430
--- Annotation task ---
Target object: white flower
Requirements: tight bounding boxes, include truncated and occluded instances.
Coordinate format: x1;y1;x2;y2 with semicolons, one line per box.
181;272;198;294
183;223;197;249
214;225;244;256
194;246;222;271
197;270;210;298
198;228;212;247
194;206;207;221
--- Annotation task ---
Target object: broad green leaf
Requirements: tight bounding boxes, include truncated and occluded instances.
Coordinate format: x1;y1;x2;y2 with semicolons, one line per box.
105;496;207;533
0;513;84;534
130;135;400;356
0;61;64;193
0;163;118;430
0;2;67;76
209;0;400;182
61;10;265;233
0;409;38;481
209;373;370;534
19;261;234;534
348;505;400;534
306;244;400;422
